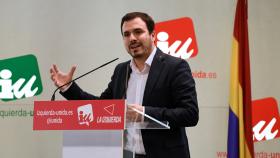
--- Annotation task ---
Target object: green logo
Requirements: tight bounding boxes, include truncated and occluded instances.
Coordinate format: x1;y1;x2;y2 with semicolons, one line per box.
0;54;43;101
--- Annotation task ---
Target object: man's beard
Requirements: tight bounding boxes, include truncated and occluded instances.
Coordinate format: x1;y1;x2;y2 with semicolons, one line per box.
129;47;149;59
129;50;143;58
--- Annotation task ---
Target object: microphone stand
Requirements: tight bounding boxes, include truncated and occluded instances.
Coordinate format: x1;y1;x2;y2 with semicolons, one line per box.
51;58;119;101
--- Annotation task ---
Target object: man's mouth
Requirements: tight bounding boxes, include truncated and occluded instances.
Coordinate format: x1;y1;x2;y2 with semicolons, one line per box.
129;43;141;49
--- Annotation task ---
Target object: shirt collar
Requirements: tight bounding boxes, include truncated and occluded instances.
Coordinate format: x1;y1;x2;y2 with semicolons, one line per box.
130;47;157;73
145;47;157;67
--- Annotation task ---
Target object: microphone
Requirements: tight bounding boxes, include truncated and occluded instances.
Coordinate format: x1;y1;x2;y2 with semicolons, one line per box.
122;63;132;99
51;58;119;101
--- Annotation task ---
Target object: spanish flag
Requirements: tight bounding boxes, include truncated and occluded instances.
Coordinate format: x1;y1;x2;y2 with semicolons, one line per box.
227;0;254;158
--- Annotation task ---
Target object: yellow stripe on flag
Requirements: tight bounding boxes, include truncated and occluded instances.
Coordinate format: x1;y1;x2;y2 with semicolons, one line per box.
229;38;239;115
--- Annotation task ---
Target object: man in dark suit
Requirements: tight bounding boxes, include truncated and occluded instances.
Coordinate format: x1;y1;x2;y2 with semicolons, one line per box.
50;12;198;158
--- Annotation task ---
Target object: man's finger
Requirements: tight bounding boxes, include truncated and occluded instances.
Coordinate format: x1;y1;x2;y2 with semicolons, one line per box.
50;75;54;81
53;64;59;73
69;65;77;77
50;66;57;74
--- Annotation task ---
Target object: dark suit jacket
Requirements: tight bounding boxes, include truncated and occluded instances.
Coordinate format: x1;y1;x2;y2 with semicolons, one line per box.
61;49;199;158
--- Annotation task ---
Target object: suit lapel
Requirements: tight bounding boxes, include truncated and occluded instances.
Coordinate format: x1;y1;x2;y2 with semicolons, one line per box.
143;49;165;105
119;61;131;99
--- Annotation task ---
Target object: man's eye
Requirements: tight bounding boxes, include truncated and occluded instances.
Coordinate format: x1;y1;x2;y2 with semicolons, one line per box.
134;30;143;34
123;33;130;37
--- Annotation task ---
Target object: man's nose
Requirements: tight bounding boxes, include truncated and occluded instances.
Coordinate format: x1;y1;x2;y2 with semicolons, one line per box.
129;33;137;41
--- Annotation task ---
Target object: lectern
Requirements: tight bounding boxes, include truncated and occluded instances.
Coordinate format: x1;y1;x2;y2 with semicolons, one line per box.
33;100;170;158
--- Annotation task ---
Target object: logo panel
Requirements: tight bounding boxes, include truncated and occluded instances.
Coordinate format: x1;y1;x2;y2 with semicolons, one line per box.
0;54;43;101
33;100;125;130
155;17;198;60
252;97;280;142
77;104;94;126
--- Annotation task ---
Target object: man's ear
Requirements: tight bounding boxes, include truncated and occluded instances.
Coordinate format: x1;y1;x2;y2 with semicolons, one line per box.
151;31;156;42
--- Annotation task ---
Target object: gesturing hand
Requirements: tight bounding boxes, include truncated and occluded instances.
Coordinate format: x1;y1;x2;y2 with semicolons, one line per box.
50;64;76;91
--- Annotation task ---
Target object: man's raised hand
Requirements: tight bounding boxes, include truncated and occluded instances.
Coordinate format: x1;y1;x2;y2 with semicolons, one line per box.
50;64;76;91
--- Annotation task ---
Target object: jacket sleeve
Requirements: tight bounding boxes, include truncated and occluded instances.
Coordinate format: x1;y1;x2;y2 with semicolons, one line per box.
59;82;99;100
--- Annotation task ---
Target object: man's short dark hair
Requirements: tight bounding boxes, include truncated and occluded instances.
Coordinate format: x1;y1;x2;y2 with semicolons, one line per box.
121;12;155;35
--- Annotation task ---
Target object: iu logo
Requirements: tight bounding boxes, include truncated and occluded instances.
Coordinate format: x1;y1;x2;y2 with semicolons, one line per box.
252;97;280;142
0;54;43;101
155;17;198;60
77;104;94;126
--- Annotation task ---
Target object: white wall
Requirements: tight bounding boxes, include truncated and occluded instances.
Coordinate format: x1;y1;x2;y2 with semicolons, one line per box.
0;0;279;157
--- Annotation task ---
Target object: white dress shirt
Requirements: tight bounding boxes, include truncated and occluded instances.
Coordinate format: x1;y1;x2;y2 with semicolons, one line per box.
124;47;157;154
